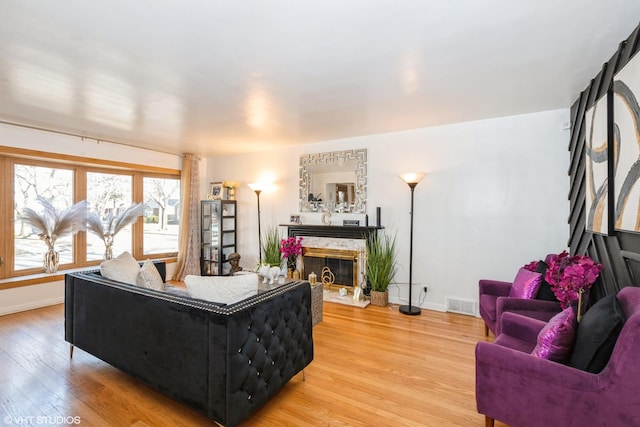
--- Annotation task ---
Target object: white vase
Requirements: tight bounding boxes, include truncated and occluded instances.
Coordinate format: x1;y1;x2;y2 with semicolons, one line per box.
104;242;114;260
43;247;59;274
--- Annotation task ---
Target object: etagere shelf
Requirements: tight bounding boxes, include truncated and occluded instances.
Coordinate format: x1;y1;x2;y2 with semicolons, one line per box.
201;200;236;276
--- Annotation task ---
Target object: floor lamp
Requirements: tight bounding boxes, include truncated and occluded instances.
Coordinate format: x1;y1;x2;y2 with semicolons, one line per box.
248;182;265;264
399;172;426;316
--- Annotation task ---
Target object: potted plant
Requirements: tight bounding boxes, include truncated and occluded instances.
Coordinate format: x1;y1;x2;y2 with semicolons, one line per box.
366;231;397;306
222;180;237;200
262;226;282;268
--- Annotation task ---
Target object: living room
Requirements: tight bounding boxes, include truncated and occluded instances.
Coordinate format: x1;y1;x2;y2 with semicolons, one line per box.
2;2;640;426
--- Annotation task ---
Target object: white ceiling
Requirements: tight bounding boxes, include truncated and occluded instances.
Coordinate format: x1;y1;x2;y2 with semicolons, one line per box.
1;1;639;157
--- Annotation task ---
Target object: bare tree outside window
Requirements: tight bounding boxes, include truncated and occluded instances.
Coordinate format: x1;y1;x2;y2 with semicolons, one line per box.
5;154;181;279
86;172;133;261
14;164;74;270
143;177;180;255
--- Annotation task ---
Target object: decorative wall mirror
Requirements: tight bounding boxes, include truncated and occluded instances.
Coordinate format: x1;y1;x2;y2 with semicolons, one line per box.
299;149;367;214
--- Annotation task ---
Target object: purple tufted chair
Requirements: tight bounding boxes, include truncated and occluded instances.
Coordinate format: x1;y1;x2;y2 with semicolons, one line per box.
475;286;640;427
478;255;562;337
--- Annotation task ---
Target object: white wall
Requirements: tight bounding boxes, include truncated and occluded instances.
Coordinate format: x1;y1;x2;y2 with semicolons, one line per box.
0;123;192;315
0;122;182;169
0;109;570;315
208;109;570;312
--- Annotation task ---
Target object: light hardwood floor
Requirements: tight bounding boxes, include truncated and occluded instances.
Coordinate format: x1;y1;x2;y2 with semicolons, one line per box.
0;300;506;426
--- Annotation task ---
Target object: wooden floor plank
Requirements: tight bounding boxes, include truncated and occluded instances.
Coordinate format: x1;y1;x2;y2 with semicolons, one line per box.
0;301;509;426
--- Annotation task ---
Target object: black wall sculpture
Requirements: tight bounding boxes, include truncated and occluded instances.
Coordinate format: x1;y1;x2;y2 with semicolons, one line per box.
569;22;640;300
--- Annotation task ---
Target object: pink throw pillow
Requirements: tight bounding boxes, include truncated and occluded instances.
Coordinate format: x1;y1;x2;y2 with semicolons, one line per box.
509;268;542;299
531;308;577;363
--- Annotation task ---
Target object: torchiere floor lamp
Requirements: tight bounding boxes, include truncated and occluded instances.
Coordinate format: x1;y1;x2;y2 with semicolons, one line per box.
248;182;265;264
399;172;426;316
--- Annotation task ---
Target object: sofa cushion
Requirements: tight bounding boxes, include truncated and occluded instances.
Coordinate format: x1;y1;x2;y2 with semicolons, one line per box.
509;268;542;299
531;307;576;363
136;259;165;291
569;293;624;373
100;251;140;286
495;333;536;354
185;273;259;305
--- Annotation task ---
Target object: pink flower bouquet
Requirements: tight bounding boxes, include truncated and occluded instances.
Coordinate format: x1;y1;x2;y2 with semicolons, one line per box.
280;236;303;270
544;251;603;309
523;260;539;272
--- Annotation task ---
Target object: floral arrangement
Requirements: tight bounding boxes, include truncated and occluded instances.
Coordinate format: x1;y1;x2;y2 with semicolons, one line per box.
86;202;145;260
222;181;237;200
280;236;303;271
523;260;539;272
19;197;87;273
544;251;603;309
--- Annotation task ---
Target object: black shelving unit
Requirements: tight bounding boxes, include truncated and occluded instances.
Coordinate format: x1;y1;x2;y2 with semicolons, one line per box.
201;200;236;275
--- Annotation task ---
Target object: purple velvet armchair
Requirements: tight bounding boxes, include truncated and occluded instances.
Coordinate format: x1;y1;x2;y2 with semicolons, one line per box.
476;286;640;427
478;278;562;337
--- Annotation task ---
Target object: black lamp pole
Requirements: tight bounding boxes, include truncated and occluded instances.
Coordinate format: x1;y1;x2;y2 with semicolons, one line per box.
254;189;263;264
399;173;425;316
399;175;423;316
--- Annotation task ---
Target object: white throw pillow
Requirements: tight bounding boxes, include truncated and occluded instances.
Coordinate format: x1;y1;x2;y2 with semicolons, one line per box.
100;251;140;286
136;259;165;291
184;273;259;304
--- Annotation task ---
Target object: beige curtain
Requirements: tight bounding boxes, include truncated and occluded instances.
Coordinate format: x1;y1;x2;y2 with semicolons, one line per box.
172;153;201;281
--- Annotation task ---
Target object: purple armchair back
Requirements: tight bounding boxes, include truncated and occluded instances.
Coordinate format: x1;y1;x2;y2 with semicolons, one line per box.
476;286;640;427
478;255;562;337
478;279;561;337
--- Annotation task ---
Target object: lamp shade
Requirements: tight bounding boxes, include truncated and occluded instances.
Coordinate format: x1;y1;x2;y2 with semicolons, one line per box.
399;172;426;185
248;182;266;192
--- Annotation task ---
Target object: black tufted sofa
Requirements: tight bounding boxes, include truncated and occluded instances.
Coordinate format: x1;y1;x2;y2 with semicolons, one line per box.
64;263;314;426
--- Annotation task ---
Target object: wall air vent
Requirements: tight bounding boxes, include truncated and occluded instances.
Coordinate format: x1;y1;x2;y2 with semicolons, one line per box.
446;297;477;316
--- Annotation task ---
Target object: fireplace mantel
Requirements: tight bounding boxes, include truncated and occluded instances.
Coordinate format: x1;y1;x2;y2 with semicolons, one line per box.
282;224;381;240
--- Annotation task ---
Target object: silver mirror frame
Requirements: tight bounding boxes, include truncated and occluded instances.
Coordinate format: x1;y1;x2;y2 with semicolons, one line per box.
299;149;367;213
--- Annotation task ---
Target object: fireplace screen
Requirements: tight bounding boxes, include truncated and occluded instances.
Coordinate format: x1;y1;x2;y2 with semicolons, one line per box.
302;247;358;288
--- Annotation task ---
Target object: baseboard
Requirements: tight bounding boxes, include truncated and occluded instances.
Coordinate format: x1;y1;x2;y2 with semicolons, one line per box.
388;300;447;312
0;296;64;316
388;297;447;312
387;283;447;312
418;301;447;312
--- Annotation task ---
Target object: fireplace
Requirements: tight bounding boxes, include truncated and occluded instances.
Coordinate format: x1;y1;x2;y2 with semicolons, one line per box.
302;247;359;291
285;224;380;291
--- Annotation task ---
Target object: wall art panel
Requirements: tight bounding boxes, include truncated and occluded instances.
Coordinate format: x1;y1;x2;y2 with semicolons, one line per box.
585;94;609;234
613;52;640;233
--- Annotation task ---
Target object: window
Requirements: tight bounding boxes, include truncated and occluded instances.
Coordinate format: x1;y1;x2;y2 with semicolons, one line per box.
143;177;180;256
14;163;75;271
1;148;181;283
86;172;133;261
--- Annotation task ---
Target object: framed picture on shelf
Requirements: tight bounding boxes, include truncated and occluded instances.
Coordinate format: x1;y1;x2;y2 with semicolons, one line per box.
209;182;223;200
290;215;301;224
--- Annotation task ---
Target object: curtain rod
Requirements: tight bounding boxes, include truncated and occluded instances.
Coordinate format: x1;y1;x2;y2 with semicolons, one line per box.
0;119;183;157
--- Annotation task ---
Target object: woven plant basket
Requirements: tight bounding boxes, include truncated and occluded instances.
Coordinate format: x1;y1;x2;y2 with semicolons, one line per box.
370;289;389;307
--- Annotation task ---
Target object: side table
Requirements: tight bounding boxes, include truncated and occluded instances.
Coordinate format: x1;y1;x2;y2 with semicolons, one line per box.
310;282;323;326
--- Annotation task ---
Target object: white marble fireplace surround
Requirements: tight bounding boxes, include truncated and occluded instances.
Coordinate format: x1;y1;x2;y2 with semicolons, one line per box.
301;236;366;289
